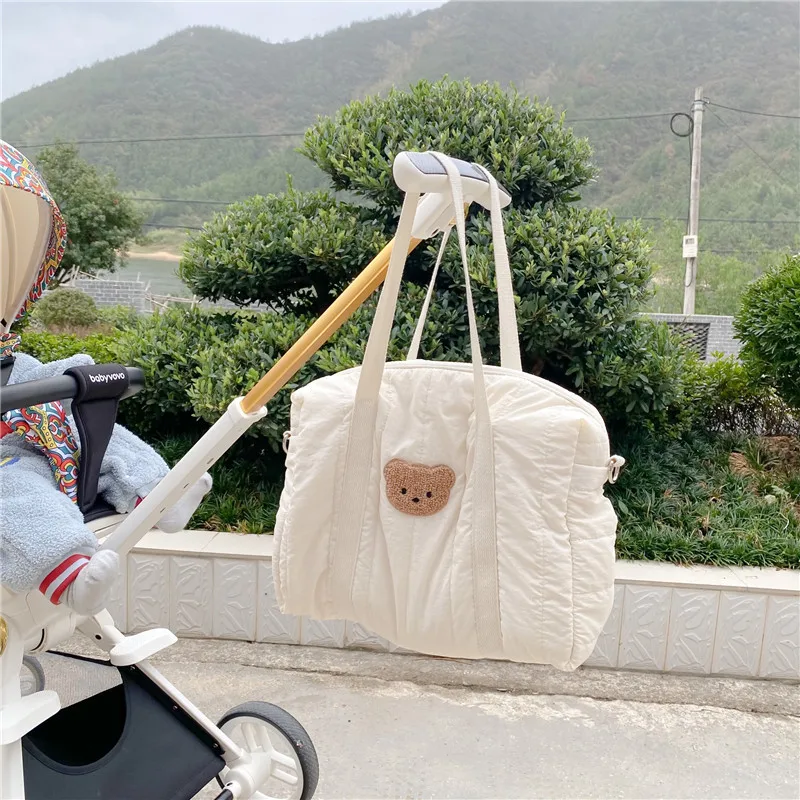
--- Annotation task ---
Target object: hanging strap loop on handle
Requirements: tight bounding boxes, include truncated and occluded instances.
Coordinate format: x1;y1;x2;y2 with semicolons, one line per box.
354;190;422;402
406;163;522;371
407;225;452;361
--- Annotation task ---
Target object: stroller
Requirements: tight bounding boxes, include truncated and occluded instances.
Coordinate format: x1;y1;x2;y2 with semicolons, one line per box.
0;147;510;799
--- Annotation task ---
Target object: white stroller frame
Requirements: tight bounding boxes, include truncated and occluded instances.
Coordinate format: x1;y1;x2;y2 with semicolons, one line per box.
0;152;511;800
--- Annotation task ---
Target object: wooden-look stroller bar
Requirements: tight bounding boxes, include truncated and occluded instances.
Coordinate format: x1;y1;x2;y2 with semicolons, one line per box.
238;148;512;414
100;153;510;558
240;236;418;414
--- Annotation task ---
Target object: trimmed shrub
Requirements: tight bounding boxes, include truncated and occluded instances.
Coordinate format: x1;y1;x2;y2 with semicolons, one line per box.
189;287;466;456
112;307;247;437
97;305;142;331
684;354;797;436
33;289;99;331
581;317;697;435
301;77;595;209
180;187;388;314
735;253;800;411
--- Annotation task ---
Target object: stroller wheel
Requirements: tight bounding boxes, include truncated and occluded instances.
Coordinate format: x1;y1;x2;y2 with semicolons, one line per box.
217;702;319;800
20;655;46;696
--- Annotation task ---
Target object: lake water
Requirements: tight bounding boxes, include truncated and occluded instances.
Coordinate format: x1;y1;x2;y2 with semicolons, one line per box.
109;257;191;297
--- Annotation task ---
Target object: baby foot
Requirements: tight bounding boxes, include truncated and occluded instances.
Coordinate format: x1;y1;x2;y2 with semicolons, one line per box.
156;473;212;533
61;550;120;616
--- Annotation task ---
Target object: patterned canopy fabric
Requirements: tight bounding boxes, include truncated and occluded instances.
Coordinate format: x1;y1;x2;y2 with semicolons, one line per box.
1;140;79;502
0;139;67;325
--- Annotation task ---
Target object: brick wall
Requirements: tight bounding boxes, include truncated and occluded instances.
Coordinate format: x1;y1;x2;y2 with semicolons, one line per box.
72;277;148;313
646;313;741;360
72;278;271;314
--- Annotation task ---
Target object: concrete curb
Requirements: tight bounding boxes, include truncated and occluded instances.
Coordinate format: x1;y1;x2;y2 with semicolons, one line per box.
88;521;800;682
58;636;800;718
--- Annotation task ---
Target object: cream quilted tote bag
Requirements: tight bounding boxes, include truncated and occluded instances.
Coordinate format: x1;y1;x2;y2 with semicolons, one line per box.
274;153;624;669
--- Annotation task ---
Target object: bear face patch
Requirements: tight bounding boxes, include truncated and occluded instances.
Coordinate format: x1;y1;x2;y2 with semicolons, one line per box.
383;458;456;516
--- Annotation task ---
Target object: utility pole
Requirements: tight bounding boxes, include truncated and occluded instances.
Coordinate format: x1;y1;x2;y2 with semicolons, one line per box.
683;86;706;316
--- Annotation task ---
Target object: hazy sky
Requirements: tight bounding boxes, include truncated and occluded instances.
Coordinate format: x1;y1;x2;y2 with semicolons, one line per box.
0;1;446;100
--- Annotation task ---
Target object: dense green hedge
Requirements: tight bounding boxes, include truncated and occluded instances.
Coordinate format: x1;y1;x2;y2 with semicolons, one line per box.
736;253;800;411
685;354;797;437
189;287;474;451
22;300;792;453
17;331;119;364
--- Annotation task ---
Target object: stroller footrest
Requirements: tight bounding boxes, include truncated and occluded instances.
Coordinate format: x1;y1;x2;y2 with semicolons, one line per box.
109;628;177;666
0;690;60;744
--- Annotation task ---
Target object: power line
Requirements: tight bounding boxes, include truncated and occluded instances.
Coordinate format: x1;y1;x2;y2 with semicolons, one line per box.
19;114;678;148
138;197;234;206
17;131;307;148
707;108;793;187
706;101;800;120
15;100;800;150
617;215;799;225
569;111;677;122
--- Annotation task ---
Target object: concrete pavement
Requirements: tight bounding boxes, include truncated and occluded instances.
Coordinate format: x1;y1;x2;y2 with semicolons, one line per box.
40;637;799;799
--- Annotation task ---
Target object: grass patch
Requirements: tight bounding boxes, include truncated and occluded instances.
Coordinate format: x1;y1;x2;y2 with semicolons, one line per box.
609;431;800;569
155;431;800;568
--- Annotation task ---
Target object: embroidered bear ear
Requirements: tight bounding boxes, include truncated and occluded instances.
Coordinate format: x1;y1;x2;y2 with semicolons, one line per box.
432;464;456;490
383;458;409;481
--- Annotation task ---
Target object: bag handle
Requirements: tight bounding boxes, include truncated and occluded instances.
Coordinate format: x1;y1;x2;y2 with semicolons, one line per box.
478;164;523;372
406;165;522;371
330;153;504;656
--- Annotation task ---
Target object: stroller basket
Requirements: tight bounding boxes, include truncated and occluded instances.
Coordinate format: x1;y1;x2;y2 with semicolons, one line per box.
22;654;224;800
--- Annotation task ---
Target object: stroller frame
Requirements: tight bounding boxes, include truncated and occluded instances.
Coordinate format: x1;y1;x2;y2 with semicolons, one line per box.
0;152;510;799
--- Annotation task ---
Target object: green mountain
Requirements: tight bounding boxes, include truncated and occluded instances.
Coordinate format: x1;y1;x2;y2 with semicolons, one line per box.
2;1;798;310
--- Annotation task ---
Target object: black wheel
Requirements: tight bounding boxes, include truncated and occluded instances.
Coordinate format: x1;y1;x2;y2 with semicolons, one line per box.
217;702;318;800
20;656;45;696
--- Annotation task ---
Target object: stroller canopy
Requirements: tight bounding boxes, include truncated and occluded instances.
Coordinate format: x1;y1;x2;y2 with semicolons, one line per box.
0;139;67;332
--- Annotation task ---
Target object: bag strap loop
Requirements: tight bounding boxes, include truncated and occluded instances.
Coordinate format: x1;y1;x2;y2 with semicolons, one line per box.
406;162;522;372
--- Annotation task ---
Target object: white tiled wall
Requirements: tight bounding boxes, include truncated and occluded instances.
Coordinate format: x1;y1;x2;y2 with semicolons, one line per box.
118;535;800;680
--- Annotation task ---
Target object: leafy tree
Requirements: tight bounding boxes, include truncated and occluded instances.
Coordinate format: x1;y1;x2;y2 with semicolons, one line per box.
35;143;145;284
181;78;692;431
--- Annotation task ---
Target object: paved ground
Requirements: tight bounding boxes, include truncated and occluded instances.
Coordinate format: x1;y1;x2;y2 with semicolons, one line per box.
38;639;800;800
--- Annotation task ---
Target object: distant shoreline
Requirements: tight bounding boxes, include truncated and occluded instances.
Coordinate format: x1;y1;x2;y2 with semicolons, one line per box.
126;249;181;263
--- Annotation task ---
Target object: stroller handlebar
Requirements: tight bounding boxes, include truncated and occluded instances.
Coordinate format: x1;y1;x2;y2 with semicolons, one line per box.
0;366;145;415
